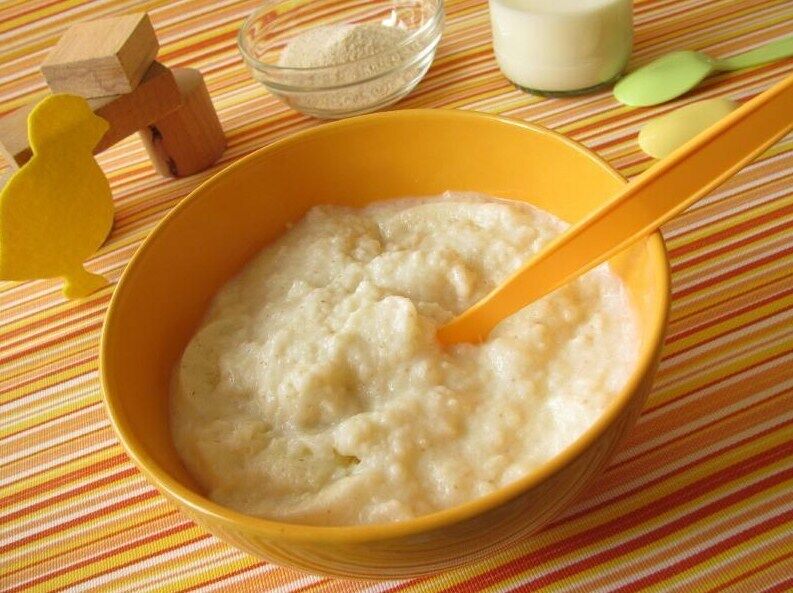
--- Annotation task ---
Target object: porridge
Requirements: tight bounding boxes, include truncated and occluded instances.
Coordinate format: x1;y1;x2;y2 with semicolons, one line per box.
171;192;638;525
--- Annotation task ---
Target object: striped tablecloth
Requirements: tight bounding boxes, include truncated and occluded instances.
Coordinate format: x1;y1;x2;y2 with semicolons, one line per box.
2;0;792;591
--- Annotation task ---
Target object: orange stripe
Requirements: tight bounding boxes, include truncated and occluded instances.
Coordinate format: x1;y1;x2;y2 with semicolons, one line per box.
0;318;104;365
395;444;793;593
667;273;792;334
0;452;126;508
0;294;109;345
673;245;793;299
515;511;792;593
762;576;793;593
708;551;793;593
6;525;206;593
0;488;161;554
552;409;792;527
647;348;791;414
0;466;138;526
609;511;792;592
669;203;793;264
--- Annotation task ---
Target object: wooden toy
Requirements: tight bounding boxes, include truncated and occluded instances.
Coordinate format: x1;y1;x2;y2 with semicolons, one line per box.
0;95;113;298
90;61;181;151
140;68;226;178
3;12;226;178
0;61;181;169
0;103;33;169
41;13;158;98
0;11;226;297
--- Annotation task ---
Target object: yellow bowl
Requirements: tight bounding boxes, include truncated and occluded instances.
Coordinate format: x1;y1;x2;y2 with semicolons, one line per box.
100;109;670;579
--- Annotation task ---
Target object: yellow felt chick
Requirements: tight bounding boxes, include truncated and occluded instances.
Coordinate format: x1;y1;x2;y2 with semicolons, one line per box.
0;94;113;298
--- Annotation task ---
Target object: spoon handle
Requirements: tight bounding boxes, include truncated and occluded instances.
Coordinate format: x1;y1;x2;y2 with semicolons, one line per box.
715;35;793;71
438;74;793;345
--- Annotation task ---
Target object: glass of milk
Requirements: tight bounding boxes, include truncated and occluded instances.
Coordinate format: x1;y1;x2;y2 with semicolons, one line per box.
489;0;633;95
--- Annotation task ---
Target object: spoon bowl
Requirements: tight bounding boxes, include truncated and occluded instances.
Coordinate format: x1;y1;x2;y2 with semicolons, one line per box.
614;35;793;107
614;50;713;107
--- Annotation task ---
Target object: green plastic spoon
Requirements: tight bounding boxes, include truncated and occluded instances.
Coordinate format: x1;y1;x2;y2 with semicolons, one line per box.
614;35;793;106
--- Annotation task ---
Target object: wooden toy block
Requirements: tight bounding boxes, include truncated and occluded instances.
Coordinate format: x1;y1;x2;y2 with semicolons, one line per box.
41;13;158;98
0;103;33;169
90;61;181;152
140;68;226;178
0;61;181;169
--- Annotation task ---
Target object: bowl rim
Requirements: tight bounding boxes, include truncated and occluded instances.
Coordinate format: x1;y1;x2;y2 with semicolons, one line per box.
100;108;671;545
237;0;444;74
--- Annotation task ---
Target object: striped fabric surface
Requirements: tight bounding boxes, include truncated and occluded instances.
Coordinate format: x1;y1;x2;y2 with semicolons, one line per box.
2;0;792;591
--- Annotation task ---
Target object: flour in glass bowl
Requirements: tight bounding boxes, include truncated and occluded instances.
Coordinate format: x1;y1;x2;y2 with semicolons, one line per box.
277;23;416;113
171;192;639;526
279;23;409;69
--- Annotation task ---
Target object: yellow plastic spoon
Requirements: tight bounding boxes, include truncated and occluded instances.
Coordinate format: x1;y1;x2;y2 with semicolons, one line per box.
438;74;793;346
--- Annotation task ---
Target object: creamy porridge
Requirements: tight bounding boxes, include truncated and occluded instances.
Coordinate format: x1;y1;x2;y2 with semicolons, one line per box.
171;192;638;525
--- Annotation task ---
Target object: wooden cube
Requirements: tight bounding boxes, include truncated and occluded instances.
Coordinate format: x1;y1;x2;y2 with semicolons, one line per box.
0;62;181;168
140;68;226;178
41;13;158;98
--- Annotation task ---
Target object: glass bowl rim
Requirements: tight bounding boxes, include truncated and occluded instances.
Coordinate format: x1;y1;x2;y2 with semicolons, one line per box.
237;0;444;75
252;32;441;94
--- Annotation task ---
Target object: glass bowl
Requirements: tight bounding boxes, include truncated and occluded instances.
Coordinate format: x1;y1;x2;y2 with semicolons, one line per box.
238;0;444;119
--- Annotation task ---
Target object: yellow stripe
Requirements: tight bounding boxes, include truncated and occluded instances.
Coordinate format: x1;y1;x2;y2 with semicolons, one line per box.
395;429;791;593
0;445;120;498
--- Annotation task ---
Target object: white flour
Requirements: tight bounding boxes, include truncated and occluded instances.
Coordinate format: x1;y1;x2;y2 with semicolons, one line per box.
279;24;408;69
277;23;417;115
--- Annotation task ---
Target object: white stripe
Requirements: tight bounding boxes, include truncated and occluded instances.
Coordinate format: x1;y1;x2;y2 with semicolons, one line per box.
1;464;141;516
587;505;792;593
671;241;792;293
46;536;215;592
400;477;791;593
3;496;177;574
1;398;107;446
654;329;793;396
191;565;282;593
1;396;99;442
1;470;146;529
0;439;114;488
578;76;792;145
670;212;791;270
2;483;155;546
116;547;243;593
613;381;793;467
663;530;791;593
3;497;172;573
662;308;793;365
648;354;793;422
665;170;792;240
0;418;109;465
0;0;141;55
575;412;790;521
1;332;100;379
1;387;99;431
631;4;790;60
0;372;98;414
670;256;792;312
671;239;791;289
